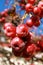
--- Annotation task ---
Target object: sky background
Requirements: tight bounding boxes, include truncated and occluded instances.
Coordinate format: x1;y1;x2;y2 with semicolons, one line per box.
0;0;43;35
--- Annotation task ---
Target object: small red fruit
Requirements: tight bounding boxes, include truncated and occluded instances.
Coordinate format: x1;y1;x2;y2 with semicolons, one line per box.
12;47;22;56
30;64;34;65
20;3;25;10
16;24;28;37
0;19;2;22
26;44;36;55
28;0;36;4
33;6;41;15
1;17;5;22
38;1;43;11
1;11;8;17
33;19;40;27
39;10;43;18
31;16;40;27
37;40;43;49
26;19;33;27
11;37;25;52
3;23;16;38
22;32;31;43
3;22;13;29
25;3;33;13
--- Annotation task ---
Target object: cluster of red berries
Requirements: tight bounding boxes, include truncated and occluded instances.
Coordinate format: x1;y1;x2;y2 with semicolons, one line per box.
20;0;43;17
19;0;43;27
0;9;8;22
25;0;43;16
0;7;15;23
3;23;33;57
1;0;43;60
3;22;42;59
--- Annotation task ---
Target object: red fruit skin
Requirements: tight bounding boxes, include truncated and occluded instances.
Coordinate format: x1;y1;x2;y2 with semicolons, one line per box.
38;1;43;18
11;37;25;52
1;11;8;17
12;47;22;56
33;6;41;15
33;19;40;27
22;32;31;44
22;43;36;59
39;10;43;18
0;17;5;23
16;24;28;38
19;0;25;10
38;1;43;11
20;3;25;10
5;26;16;38
1;17;5;22
0;19;2;22
26;44;37;56
28;0;36;4
25;3;33;13
35;45;41;52
3;23;13;29
30;64;34;65
3;23;16;38
37;40;43;50
31;16;40;27
22;50;32;60
26;19;33;27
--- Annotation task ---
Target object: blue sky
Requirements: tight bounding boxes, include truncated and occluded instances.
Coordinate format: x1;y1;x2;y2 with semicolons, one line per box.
0;0;43;35
0;0;14;12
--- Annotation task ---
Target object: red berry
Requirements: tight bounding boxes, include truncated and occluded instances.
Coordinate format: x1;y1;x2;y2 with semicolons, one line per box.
22;32;31;43
12;47;22;56
3;22;13;29
3;23;16;38
28;0;36;4
34;19;40;27
30;64;34;65
31;16;40;27
39;10;43;18
38;1;43;11
26;32;32;42
11;37;25;52
21;0;25;2
26;19;33;27
37;40;43;49
33;6;41;15
26;44;36;55
25;3;33;13
20;3;25;10
38;1;43;18
0;19;2;22
1;11;8;17
36;46;41;52
16;24;28;37
1;17;5;22
22;43;36;58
